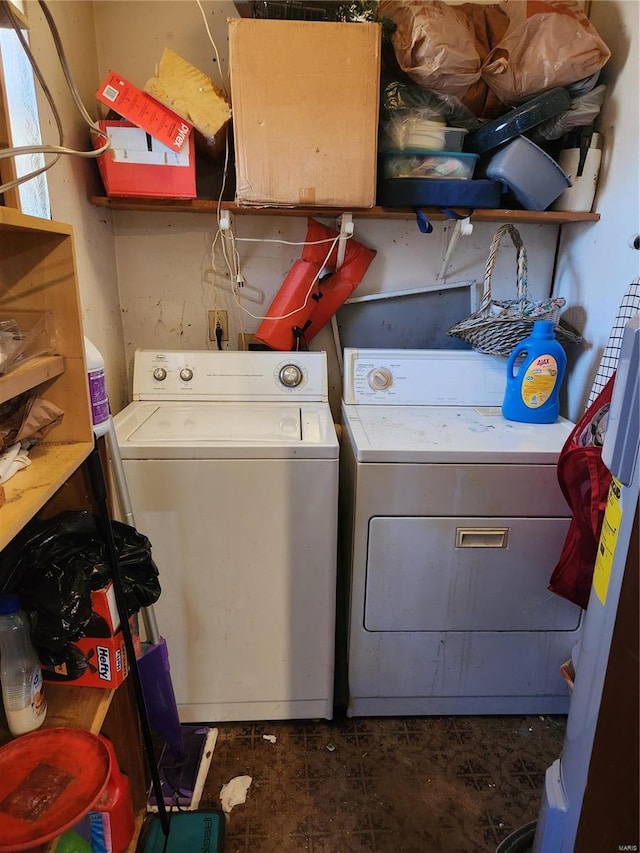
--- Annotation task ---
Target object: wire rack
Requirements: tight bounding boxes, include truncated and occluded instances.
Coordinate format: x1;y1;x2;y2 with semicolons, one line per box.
252;1;337;20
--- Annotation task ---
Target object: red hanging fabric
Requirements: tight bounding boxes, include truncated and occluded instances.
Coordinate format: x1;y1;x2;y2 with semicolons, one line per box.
301;219;376;342
548;374;616;610
254;219;376;351
254;259;322;351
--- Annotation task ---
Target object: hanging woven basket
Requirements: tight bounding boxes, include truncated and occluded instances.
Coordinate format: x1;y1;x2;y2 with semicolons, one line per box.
446;224;582;357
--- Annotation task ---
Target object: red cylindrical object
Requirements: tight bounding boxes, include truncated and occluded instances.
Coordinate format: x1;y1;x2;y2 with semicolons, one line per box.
301;218;376;272
254;259;322;351
95;736;135;853
301;219;377;342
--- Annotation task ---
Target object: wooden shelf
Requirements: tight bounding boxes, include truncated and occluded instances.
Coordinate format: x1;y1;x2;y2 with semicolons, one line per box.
89;195;600;224
0;206;72;234
0;355;65;405
0;441;94;550
0;684;114;746
45;683;115;733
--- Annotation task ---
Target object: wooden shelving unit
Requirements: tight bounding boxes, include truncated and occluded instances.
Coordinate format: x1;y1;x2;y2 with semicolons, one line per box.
89;194;600;224
0;207;94;550
0;207;147;851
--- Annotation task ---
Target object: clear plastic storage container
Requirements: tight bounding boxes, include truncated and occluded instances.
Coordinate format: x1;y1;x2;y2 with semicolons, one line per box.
381;150;479;181
403;124;468;153
0;310;54;375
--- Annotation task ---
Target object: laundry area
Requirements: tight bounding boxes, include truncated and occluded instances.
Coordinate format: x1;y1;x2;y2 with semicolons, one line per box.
0;2;638;853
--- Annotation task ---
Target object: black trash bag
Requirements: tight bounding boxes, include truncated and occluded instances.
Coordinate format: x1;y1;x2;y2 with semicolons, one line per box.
0;510;161;664
22;551;93;664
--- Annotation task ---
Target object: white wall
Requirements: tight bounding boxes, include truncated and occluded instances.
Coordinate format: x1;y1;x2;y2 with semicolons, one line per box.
91;1;561;411
26;1;637;419
553;0;640;420
27;0;128;413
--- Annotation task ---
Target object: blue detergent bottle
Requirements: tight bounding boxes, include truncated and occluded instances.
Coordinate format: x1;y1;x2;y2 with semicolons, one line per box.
502;320;567;424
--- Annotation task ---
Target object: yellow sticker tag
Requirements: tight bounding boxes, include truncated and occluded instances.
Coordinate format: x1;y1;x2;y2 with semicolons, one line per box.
593;478;623;605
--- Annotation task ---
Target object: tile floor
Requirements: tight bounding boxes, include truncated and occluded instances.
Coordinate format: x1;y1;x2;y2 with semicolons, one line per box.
200;713;566;853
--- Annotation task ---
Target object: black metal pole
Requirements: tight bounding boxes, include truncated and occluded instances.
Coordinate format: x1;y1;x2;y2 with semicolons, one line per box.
86;441;171;839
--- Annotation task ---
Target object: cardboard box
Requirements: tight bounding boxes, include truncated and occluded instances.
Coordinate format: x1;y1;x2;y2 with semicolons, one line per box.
94;120;196;199
90;582;120;635
42;585;141;688
229;18;381;208
96;70;192;152
43;631;129;689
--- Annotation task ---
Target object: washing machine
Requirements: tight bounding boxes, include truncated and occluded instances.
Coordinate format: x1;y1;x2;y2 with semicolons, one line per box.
114;350;339;722
339;348;582;717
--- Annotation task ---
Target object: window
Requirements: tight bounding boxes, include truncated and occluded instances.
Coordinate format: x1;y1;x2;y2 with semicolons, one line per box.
0;2;51;218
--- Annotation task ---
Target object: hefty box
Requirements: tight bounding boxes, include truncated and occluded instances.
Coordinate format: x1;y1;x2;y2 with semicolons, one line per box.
229;18;380;208
96;70;192;152
94;120;196;198
42;583;141;688
90;582;142;659
43;632;129;689
90;582;120;635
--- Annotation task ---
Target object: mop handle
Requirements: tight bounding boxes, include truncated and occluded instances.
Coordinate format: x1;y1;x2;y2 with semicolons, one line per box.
105;416;161;645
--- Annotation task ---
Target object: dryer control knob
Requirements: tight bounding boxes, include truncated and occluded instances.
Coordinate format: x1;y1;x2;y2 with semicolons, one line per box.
279;364;303;388
153;367;167;381
179;368;194;382
368;367;393;391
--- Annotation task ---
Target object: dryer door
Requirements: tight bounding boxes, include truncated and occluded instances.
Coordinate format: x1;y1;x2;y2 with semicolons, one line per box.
364;516;581;632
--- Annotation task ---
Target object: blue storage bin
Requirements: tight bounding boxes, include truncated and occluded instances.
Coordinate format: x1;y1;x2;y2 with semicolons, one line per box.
465;88;572;154
380;178;503;209
486;137;571;210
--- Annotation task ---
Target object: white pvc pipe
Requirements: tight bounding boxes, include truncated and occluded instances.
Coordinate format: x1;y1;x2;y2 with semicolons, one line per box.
105;417;160;645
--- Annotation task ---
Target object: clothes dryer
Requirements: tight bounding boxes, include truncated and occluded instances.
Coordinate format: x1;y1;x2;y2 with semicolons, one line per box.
339;348;582;716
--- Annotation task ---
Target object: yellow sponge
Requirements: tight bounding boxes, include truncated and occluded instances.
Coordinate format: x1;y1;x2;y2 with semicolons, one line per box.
144;48;231;158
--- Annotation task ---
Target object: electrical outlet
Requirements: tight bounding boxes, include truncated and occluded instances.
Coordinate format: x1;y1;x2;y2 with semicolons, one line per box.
208;310;228;342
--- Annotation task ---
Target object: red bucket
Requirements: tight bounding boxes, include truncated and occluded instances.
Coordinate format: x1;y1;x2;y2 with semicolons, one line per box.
0;727;111;851
93;735;135;853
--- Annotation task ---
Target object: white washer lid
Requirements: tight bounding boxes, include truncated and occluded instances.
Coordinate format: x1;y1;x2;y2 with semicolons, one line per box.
342;402;574;463
114;401;339;460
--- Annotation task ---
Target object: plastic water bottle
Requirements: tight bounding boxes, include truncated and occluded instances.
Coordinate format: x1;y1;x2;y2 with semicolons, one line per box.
84;337;110;438
502;320;567;424
0;594;47;736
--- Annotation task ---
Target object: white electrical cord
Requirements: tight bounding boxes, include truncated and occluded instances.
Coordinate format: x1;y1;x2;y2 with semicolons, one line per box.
229;234;351;248
1;2;63;191
216;227;347;323
195;0;229;99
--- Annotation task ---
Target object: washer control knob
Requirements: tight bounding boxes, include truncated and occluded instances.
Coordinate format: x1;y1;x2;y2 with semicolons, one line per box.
153;367;167;381
179;367;194;382
368;367;393;391
279;364;303;388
